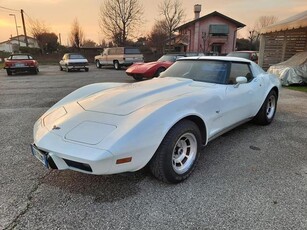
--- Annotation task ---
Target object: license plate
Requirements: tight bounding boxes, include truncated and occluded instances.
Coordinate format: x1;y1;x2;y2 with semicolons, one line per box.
15;63;25;67
30;144;49;168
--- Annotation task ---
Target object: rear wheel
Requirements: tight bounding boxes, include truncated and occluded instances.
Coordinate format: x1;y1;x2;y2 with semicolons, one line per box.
6;69;12;76
253;90;277;125
149;120;201;183
85;67;89;72
33;68;39;75
114;61;120;70
59;65;63;71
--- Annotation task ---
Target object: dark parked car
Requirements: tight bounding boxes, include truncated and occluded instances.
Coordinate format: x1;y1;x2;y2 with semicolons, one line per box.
4;53;39;76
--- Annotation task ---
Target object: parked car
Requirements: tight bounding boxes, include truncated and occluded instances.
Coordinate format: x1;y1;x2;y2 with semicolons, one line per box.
94;47;144;70
227;51;258;63
4;53;39;76
59;53;89;72
31;56;281;183
126;54;186;81
267;51;307;86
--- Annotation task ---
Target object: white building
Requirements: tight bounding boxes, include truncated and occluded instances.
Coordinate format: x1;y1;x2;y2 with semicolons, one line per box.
0;35;39;53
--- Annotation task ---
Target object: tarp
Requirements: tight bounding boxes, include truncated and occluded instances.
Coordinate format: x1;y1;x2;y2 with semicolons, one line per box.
267;52;307;86
261;10;307;34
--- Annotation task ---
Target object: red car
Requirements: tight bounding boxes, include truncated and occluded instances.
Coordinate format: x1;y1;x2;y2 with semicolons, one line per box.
4;53;39;76
126;54;186;81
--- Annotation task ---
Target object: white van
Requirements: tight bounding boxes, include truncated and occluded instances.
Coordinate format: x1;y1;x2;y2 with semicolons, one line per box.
94;47;144;70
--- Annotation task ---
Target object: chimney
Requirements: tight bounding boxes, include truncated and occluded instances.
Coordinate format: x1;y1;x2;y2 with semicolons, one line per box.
194;4;201;19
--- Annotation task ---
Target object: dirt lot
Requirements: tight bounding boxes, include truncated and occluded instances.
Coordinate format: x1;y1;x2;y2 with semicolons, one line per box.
0;65;306;230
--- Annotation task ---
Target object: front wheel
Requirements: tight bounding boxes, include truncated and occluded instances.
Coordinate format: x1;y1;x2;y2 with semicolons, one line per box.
149;120;201;183
96;60;101;68
154;67;166;77
133;75;143;81
85;67;89;72
253;90;278;125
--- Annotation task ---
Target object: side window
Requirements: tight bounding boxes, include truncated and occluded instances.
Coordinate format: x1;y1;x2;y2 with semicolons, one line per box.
228;63;253;84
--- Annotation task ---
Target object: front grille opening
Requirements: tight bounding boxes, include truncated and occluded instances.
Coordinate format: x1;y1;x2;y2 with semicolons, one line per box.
63;159;92;172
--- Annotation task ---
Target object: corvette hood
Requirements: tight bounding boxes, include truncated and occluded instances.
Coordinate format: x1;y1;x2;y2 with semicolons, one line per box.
78;77;198;115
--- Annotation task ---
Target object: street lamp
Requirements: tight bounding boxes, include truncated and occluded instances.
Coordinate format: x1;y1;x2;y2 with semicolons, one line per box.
9;14;20;47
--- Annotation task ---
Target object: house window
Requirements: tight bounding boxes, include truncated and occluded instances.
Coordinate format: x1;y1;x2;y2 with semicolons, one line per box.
209;24;229;36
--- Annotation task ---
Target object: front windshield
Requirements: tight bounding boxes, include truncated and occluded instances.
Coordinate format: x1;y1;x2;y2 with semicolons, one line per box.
160;60;229;84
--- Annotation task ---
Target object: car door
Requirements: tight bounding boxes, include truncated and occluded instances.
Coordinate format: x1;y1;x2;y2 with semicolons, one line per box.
220;62;263;128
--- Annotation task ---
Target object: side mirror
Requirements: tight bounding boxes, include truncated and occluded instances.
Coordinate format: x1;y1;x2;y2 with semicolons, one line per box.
234;76;247;88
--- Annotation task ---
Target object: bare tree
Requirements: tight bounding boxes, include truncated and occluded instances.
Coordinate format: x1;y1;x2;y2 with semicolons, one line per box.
250;15;278;50
148;20;169;55
69;18;85;49
28;19;50;38
254;15;278;34
82;39;97;48
158;0;185;40
99;0;143;46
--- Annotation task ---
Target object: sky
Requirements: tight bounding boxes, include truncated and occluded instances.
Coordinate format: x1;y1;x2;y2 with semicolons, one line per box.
0;0;306;45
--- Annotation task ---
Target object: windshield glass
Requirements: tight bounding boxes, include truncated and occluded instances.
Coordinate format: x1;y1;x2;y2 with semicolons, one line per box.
158;55;185;62
160;60;229;84
227;52;250;59
11;55;31;60
124;48;141;54
70;54;85;59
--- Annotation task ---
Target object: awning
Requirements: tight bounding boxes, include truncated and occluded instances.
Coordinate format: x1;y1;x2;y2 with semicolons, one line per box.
261;10;307;34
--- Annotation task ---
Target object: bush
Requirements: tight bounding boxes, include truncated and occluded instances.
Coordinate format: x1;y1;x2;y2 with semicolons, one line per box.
19;47;41;55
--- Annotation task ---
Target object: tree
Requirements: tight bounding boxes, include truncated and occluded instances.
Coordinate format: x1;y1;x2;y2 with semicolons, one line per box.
158;0;185;40
36;32;58;53
250;15;278;50
28;19;58;53
148;20;169;54
69;18;85;49
82;39;97;48
99;0;143;46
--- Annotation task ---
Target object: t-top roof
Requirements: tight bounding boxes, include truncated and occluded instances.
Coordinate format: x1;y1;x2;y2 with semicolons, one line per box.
261;10;307;34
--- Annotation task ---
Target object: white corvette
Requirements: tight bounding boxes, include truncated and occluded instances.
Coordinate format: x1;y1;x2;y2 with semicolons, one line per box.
31;56;281;183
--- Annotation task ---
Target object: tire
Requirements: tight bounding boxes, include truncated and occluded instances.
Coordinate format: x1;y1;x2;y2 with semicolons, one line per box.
6;70;12;76
96;60;101;68
33;68;39;75
253;90;277;125
85;67;89;72
149;120;201;183
154;67;166;77
114;61;120;70
59;65;63;71
65;65;70;72
133;75;143;81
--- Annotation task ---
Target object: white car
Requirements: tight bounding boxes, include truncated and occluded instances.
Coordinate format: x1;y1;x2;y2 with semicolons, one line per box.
31;56;281;183
59;53;89;72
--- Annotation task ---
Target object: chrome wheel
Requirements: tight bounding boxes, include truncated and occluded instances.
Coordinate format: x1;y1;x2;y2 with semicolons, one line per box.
172;133;197;174
266;94;276;119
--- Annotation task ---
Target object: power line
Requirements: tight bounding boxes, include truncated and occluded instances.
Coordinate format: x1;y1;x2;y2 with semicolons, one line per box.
0;6;19;12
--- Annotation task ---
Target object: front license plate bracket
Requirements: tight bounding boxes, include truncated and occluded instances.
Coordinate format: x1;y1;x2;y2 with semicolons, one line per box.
30;144;49;168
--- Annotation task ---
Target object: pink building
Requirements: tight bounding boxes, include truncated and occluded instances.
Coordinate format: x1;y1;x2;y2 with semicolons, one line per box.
174;5;245;55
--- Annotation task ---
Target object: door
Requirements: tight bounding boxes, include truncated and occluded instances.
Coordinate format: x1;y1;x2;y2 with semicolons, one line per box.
219;62;263;128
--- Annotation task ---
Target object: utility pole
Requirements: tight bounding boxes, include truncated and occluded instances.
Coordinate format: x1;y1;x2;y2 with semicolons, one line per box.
20;9;29;47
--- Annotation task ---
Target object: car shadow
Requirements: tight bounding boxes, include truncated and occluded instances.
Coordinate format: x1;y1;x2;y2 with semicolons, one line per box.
43;167;152;203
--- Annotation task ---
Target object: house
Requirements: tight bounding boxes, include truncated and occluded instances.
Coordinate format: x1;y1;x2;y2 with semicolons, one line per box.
172;5;245;55
258;10;307;70
0;35;39;53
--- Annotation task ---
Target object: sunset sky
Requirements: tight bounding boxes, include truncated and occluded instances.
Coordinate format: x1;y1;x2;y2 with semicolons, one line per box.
0;0;306;45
